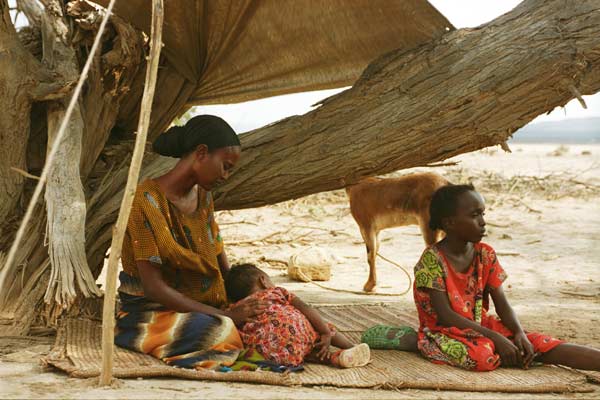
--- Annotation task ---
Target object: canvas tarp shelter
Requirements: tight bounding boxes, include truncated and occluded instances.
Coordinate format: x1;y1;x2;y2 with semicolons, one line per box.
92;0;453;138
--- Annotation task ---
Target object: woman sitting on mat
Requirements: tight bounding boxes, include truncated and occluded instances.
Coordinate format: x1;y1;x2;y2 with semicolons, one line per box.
413;183;600;371
225;263;371;368
115;115;268;370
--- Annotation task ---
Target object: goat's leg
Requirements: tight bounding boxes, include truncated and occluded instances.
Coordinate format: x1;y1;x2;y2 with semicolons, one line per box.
360;226;379;292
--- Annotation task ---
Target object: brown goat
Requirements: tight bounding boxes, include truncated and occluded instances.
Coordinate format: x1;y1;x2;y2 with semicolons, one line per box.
345;172;449;292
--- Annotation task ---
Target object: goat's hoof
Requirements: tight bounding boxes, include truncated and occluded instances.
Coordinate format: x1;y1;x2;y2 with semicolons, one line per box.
363;282;376;292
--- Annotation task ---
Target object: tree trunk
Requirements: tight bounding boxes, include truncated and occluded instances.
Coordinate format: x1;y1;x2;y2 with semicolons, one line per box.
41;0;102;309
212;0;600;209
0;1;144;332
0;0;48;239
2;0;600;334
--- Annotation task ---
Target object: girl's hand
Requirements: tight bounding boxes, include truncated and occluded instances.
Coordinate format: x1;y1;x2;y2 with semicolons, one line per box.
513;331;535;369
315;331;333;360
492;333;522;368
225;298;269;326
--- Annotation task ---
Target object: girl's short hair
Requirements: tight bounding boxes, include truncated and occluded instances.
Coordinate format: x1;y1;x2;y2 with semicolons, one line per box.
429;184;476;231
224;263;264;302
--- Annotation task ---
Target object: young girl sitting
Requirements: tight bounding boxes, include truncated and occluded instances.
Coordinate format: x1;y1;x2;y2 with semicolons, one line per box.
225;263;370;368
413;183;600;371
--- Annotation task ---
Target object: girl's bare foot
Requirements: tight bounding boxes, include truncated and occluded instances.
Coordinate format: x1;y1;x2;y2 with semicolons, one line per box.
332;343;371;368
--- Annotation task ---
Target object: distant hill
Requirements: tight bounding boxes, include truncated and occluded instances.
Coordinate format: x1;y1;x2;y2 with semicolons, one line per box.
511;117;600;143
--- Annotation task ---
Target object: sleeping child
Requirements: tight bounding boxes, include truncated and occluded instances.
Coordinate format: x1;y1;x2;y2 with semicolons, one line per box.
224;263;370;368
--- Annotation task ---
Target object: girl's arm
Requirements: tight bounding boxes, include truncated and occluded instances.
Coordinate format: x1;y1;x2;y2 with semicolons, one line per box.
290;296;331;336
489;285;535;367
428;289;523;367
489;285;524;334
429;289;503;337
291;296;333;359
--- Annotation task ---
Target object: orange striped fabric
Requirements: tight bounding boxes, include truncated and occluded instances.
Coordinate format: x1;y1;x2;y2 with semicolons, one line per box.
115;306;243;370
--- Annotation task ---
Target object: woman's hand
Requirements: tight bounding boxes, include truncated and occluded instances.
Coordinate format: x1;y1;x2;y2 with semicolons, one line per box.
225;298;269;326
491;332;522;368
513;331;535;368
314;331;333;360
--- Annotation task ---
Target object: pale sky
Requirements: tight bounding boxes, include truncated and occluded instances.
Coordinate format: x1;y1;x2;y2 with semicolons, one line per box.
194;0;599;133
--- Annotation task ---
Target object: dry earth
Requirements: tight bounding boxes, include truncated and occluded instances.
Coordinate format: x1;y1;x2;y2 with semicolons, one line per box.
1;143;599;399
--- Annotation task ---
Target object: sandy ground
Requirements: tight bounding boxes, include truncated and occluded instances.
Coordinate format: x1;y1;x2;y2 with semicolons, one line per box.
1;143;599;399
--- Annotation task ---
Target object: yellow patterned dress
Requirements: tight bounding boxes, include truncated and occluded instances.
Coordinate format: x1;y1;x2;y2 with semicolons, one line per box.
115;179;242;370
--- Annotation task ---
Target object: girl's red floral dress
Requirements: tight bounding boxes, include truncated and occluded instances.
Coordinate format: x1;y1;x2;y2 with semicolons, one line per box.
413;242;563;371
233;287;334;367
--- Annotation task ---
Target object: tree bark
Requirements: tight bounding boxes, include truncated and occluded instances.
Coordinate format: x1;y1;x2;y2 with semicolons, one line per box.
0;0;44;233
40;0;102;308
0;1;144;331
212;0;600;210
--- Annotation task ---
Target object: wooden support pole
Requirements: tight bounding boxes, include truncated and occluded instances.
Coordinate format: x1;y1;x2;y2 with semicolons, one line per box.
99;0;163;386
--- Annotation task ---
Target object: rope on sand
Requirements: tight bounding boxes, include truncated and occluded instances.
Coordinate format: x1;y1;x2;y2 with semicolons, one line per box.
296;253;412;297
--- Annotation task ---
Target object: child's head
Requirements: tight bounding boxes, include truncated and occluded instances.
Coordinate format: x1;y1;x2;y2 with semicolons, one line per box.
224;263;274;302
429;184;486;243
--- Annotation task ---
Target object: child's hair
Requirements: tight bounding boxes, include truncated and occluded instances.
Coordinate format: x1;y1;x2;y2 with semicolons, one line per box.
224;263;265;302
429;183;476;231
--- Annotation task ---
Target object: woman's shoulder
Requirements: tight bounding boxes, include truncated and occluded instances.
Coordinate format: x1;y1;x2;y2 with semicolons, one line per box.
134;180;167;208
136;179;162;195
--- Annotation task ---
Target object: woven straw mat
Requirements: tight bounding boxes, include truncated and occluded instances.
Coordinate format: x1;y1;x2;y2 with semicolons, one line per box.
43;304;593;393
